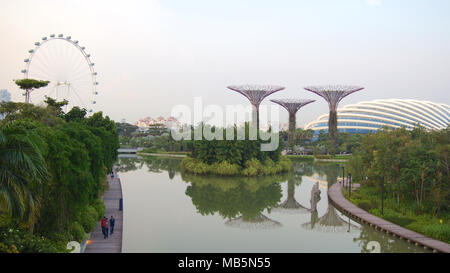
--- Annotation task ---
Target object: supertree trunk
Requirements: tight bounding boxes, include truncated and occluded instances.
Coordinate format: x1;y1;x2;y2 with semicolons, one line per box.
304;85;364;155
329;110;338;154
270;99;315;154
288;112;296;153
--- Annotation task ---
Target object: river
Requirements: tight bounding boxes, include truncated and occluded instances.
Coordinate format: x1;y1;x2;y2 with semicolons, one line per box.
117;156;428;253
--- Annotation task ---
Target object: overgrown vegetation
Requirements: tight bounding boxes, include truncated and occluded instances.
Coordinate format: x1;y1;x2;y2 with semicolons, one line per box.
181;123;291;176
0;98;119;252
345;127;450;243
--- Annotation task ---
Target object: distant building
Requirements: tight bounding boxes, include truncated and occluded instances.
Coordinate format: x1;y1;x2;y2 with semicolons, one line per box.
306;99;450;135
135;116;181;132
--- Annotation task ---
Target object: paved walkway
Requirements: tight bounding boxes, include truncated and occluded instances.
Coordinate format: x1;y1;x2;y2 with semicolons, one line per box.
328;182;450;253
85;170;123;253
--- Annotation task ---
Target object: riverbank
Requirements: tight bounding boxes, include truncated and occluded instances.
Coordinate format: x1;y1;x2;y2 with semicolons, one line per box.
328;182;450;253
85;169;123;253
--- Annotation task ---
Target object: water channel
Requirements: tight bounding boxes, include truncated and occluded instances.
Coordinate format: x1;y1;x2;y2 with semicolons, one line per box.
118;156;428;253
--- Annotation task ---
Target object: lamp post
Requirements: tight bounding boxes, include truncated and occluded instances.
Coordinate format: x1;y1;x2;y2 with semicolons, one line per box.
381;176;384;215
348;173;352;197
342;166;345;187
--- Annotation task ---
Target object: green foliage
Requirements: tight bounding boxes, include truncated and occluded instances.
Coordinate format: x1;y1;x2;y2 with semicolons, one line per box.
182;155;291;177
0;99;119;252
0;121;48;223
69;221;87;242
181;157;210;175
78;206;98;233
210;161;241;176
91;198;106;220
346;127;450;218
0;224;67;253
14;78;49;90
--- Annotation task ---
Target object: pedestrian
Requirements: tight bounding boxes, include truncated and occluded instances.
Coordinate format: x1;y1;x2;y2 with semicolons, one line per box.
109;216;115;235
101;216;106;237
104;217;109;239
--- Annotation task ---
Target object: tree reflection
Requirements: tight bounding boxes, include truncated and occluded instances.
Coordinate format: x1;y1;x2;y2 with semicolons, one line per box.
312;162;342;188
183;173;287;229
116;156;144;172
143;156;182;179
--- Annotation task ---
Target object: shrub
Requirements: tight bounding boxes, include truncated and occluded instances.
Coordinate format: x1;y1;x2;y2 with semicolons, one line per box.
356;200;378;212
78;206;98;233
182;157;210;175
210;161;240;176
0;226;65;253
91;198;106;220
69;221;87;242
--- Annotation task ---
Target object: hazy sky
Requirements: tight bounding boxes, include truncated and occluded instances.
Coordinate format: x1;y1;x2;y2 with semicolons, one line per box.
1;0;449;126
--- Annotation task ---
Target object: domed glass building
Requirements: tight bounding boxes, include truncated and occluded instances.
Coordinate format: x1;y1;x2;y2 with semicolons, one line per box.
305;99;450;135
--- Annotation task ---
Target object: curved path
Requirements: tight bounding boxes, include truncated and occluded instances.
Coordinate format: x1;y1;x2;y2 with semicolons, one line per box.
85;170;123;253
328;182;450;253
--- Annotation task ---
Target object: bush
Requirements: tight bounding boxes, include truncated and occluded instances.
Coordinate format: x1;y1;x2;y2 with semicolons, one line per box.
416;223;450;243
0;226;66;253
181;157;210;175
210;161;240;176
182;155;291;177
78;206;98;233
92;198;106;220
69;221;87;242
356;200;378;212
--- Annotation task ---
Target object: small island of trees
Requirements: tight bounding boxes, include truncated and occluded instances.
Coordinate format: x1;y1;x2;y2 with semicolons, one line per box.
181;123;292;176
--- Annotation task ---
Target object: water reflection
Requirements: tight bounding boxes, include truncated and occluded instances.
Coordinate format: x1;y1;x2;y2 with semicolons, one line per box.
354;224;431;253
117;156;428;253
182;173;287;229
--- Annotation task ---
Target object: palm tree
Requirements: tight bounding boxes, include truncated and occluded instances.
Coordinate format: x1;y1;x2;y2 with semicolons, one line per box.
0;123;48;224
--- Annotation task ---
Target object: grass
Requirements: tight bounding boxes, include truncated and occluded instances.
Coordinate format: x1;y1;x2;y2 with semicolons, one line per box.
284;155;314;161
343;184;450;244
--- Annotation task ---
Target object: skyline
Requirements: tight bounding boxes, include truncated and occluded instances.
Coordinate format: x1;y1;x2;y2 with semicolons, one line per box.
1;0;450;126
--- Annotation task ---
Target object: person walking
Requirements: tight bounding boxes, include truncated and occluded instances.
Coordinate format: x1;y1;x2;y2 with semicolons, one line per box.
101;216;106;238
109;216;115;235
104;217;109;239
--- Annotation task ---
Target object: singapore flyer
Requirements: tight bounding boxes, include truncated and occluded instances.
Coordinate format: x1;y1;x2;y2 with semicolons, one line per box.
21;34;98;113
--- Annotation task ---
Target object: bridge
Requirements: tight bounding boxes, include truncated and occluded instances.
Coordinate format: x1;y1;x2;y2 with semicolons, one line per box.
117;148;143;154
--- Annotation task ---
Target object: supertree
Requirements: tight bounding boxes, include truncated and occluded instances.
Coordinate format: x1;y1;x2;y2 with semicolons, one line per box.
270;99;315;153
228;85;285;132
304;85;364;154
272;178;309;213
225;214;282;230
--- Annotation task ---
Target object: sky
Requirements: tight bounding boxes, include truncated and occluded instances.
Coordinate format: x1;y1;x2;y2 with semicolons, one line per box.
1;0;449;126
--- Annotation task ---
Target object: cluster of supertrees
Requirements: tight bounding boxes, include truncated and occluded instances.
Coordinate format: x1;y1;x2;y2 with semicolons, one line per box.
228;84;364;153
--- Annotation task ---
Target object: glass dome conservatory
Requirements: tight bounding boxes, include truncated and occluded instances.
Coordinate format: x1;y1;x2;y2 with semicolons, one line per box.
305;99;449;135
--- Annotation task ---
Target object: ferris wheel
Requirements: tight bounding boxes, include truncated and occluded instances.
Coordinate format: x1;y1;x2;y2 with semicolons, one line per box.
21;34;98;113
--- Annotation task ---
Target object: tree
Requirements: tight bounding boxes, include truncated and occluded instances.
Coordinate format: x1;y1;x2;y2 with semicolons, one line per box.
0;122;48;224
14;79;50;103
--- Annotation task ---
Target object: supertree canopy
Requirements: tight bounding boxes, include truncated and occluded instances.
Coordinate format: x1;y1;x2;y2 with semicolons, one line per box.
228;84;285;131
304;85;364;153
270;99;315;153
